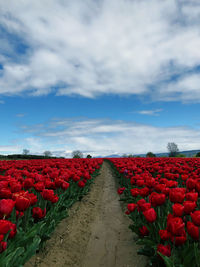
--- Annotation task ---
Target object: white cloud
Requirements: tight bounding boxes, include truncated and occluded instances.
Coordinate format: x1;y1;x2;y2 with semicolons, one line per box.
0;0;200;101
137;109;163;116
16;113;25;117
158;74;200;102
0;145;20;153
19;117;200;157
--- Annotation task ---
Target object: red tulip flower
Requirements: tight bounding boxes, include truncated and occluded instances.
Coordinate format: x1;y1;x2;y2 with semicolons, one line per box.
191;210;200;226
32;207;46;219
172;204;184;217
185;192;198;202
183;201;196;214
0;220;12;235
157;244;171;257
149;192;166;207
78;180;85;188
139;226;149;237
167;217;185;236
187;221;199;240
117;187;125;195
159;229;171;241
127;203;137;212
61;181;70;190
143;208;157;223
169;188;185;203
0;199;15;217
15;196;30;212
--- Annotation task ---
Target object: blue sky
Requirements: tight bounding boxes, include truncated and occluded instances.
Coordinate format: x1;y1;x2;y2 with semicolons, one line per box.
0;0;200;157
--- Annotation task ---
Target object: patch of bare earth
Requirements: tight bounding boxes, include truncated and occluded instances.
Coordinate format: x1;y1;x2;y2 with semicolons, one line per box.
25;162;147;267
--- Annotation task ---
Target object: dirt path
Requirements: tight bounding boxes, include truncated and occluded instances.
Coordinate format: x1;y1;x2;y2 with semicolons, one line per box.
25;162;147;267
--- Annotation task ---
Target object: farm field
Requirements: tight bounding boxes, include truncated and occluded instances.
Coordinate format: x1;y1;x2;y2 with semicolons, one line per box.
109;157;200;267
1;157;200;266
0;158;103;266
25;161;146;267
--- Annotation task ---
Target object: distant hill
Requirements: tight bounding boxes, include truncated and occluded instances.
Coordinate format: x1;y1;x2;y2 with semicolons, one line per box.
103;149;200;158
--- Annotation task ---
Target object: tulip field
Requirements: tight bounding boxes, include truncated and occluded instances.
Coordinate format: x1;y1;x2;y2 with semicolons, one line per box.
0;158;103;266
2;157;200;267
109;157;200;267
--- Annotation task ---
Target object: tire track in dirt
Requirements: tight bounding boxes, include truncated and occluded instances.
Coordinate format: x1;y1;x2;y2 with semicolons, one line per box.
25;161;147;267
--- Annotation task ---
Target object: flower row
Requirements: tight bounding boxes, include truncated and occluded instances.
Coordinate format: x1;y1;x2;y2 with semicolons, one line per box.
0;158;103;266
108;158;200;267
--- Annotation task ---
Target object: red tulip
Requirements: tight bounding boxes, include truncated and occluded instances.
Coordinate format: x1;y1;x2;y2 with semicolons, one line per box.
61;181;70;190
32;207;46;219
78;180;85;188
15;196;30;212
130;188;139;197
23;178;34;189
127;203;137;212
172;204;184;217
159;229;171;241
143;208;157;223
117;187;125;195
0;220;12;235
185;192;198;202
26;193;38;206
139;187;150;197
183;201;196;214
8;223;17;239
186;179;196;190
149;192;165;207
139;226;149;236
170;234;187;246
41;189;59;203
169;188;185;203
0;188;12;199
34;182;45;192
191;210;200;226
167;217;185;236
139;203;151;212
157;244;171;257
0;199;15;217
187;221;199;240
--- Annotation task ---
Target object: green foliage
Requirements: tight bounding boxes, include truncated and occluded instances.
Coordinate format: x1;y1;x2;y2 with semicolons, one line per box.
72;150;83;158
86;154;92;158
167;142;179;157
23;149;30;155
43;151;52;157
196;152;200;157
146;152;156;157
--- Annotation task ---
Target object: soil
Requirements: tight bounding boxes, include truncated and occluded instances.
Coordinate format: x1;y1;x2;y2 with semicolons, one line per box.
25;161;147;267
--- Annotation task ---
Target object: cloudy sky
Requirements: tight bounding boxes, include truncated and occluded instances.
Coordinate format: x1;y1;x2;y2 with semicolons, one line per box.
0;0;200;157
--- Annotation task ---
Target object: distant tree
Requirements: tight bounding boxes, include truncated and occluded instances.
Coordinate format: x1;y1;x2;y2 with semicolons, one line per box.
146;152;156;157
122;154;128;158
72;150;83;158
196;152;200;157
44;151;52;157
86;154;92;158
23;149;30;155
128;154;134;158
167;142;179;157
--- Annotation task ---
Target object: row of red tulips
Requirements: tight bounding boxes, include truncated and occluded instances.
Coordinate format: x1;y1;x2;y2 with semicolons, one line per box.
108;158;200;267
0;158;103;266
